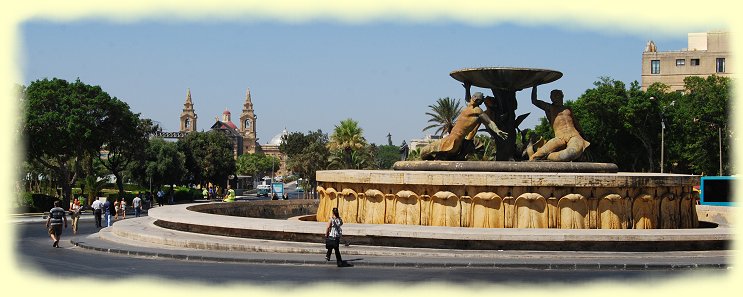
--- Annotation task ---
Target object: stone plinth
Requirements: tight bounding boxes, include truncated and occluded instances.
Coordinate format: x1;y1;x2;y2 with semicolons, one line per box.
315;170;699;229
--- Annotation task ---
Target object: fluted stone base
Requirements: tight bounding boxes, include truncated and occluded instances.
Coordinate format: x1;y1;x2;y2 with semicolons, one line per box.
315;170;700;229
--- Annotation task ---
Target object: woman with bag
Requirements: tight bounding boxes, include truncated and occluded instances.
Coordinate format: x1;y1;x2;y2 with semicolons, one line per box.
68;197;82;234
325;208;352;267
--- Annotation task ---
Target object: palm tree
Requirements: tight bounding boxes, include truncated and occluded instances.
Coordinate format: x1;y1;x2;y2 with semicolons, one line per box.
423;97;463;136
328;119;367;169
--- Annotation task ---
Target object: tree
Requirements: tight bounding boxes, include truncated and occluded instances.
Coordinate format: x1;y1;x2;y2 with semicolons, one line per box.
375;144;401;169
328;119;367;169
236;153;279;184
672;75;732;175
617;81;663;172
125;118;162;189
280;130;329;198
178;131;236;188
328;145;374;169
23;78;126;205
144;138;186;191
97;100;146;199
530;75;732;175
569;77;646;170
422;97;462;137
80;151;109;207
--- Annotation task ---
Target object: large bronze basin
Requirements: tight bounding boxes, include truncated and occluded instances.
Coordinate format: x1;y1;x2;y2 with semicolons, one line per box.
450;67;562;90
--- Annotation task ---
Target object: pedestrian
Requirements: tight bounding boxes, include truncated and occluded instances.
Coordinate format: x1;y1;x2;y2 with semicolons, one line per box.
46;201;67;248
202;187;208;201
223;185;236;202
120;198;127;219
91;197;103;228
325;207;352;267
103;198;113;227
145;191;152;209
132;194;143;217
157;189;164;207
167;188;174;205
68;197;81;235
208;186;215;200
114;198;121;220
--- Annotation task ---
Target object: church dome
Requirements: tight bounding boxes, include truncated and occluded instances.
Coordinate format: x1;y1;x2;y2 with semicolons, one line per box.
267;128;288;146
223;109;231;115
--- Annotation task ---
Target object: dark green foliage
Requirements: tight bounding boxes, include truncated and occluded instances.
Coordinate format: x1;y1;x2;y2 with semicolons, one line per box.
178;131;236;188
173;187;200;203
375;145;401;169
22;78;135;206
16;192;58;213
236;153;280;180
530;76;731;174
280;130;329;198
140;138;186;191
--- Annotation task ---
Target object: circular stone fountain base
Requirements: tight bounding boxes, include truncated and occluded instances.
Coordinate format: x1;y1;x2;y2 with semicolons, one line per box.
315;169;700;230
143;202;732;252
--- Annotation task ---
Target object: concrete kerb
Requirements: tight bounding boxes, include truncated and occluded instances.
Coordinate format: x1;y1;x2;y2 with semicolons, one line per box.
68;202;732;269
71;225;731;270
143;203;734;252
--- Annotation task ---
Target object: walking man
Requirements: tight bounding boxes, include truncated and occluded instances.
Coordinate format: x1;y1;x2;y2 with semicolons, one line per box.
103;198;113;227
156;189;164;207
91;197;103;228
133;194;143;217
46;201;67;248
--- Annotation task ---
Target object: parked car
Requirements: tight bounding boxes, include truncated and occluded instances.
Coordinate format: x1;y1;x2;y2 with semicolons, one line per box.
256;184;270;197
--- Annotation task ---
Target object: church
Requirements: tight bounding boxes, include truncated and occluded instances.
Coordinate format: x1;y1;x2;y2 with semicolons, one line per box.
177;88;289;177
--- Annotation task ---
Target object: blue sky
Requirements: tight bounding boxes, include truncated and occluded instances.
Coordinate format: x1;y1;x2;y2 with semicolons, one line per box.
21;19;693;146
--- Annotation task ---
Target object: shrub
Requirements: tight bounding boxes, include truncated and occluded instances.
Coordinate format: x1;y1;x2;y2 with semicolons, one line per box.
173;187;200;203
16;193;59;213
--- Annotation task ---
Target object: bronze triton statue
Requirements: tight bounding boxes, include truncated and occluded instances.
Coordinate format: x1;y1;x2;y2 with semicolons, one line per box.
421;83;507;160
529;85;589;161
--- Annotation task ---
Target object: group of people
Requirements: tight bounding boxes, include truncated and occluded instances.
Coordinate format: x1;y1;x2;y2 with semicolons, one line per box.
49;194;145;248
48;193;352;269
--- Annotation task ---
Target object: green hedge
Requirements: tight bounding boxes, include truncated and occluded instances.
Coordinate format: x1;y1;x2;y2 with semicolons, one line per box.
173;187;201;203
16;192;58;213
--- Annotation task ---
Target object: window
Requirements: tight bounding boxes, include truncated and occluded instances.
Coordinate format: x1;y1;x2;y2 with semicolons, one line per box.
184;118;191;128
716;58;726;73
651;60;660;74
675;59;685;66
690;58;700;66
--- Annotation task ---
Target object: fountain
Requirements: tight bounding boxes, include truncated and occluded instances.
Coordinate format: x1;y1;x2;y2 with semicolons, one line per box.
316;67;700;230
128;67;724;253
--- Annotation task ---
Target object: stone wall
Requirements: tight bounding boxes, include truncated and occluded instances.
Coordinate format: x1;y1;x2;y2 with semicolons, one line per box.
316;185;699;229
188;200;318;219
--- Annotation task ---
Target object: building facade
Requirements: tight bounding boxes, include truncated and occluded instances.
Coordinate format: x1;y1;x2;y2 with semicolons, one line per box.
641;32;732;92
179;88;197;133
177;87;289;178
239;89;257;154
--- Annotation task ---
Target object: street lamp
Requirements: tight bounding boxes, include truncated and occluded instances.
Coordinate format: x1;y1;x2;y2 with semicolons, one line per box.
660;117;665;173
693;118;724;176
270;157;275;196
